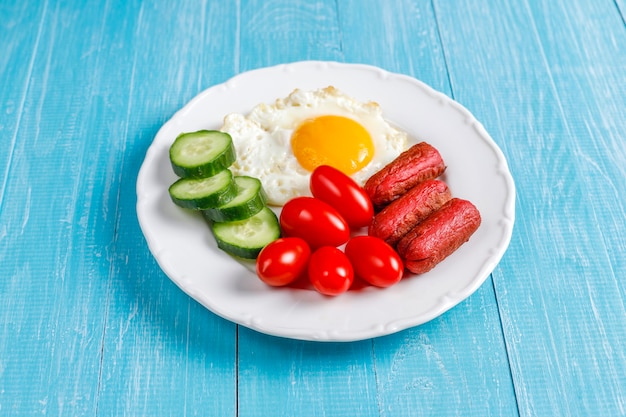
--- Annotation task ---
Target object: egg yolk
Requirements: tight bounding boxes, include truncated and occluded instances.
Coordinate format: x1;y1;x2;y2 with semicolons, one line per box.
291;115;374;175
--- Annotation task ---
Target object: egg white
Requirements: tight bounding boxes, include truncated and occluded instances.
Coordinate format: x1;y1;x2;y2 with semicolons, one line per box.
220;86;408;206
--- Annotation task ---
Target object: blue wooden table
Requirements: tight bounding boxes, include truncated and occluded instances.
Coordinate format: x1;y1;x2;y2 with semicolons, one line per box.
2;1;625;415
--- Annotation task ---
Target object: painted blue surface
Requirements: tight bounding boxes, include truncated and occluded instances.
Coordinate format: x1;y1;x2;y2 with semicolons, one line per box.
1;1;625;415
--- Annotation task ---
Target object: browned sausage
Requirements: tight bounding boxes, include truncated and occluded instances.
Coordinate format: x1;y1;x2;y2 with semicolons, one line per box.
396;198;481;274
364;142;446;208
368;179;451;247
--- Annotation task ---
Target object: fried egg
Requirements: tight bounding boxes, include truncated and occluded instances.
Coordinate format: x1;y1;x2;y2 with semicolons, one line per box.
220;86;408;206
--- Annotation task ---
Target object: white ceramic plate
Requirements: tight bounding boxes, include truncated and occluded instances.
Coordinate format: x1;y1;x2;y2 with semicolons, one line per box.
136;61;515;342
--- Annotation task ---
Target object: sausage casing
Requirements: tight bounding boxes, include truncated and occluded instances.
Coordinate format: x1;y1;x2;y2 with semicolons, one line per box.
368;179;451;247
364;142;446;208
396;198;481;274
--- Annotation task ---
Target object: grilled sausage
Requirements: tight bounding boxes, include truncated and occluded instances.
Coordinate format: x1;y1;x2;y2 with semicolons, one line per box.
396;198;481;274
368;179;451;247
364;142;446;208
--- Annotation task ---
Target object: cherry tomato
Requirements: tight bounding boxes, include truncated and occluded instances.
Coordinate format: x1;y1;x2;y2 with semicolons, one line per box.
308;246;354;296
310;165;374;229
256;238;311;287
344;236;404;287
279;196;350;249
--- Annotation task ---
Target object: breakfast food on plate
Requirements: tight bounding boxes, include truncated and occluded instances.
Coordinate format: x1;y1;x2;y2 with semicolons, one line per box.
364;143;480;275
307;246;355;296
220;86;408;206
167;129;279;260
364;142;446;208
202;176;268;222
167;85;482;292
396;198;482;274
256;237;311;287
368;179;451;246
169;130;236;178
211;207;281;259
309;165;374;229
169;169;237;210
344;236;404;288
279;196;350;249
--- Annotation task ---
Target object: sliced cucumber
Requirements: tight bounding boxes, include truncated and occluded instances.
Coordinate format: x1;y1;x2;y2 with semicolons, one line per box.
211;207;280;259
169;130;236;178
169;169;236;210
203;176;268;222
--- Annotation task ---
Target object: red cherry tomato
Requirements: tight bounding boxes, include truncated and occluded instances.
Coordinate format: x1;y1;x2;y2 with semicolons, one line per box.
310;165;374;229
344;236;404;287
279;196;350;249
308;246;354;296
256;238;311;287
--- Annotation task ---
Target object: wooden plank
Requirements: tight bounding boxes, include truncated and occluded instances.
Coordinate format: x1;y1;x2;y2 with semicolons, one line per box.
237;0;344;71
339;1;518;415
236;1;518;416
372;284;518;416
234;2;380;416
338;0;452;94
0;1;113;414
234;1;389;416
0;0;239;415
238;330;380;417
0;2;46;208
434;0;626;415
616;0;626;20
94;1;240;415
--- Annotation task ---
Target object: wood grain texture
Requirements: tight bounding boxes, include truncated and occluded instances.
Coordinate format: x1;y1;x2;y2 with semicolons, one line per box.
0;3;46;212
0;1;107;414
339;1;518;415
238;330;380;417
233;2;516;416
0;0;238;415
338;0;451;92
234;2;381;416
434;0;626;415
93;1;239;415
1;0;626;416
238;0;343;70
372;284;518;416
616;0;626;19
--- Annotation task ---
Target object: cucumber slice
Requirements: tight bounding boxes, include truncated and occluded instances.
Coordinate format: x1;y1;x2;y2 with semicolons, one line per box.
169;130;236;178
211;207;280;259
169;169;236;210
203;176;268;222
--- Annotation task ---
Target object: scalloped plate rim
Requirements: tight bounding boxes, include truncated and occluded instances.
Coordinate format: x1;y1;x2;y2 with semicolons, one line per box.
136;60;516;342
